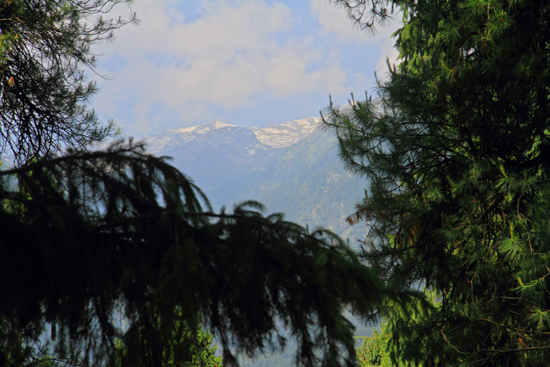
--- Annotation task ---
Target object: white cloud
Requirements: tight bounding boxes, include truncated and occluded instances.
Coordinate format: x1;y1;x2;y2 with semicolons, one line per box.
310;0;402;83
92;0;348;133
310;0;366;42
310;0;401;43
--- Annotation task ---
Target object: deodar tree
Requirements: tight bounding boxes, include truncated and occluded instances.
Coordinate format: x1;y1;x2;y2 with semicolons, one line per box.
0;1;386;367
326;0;550;365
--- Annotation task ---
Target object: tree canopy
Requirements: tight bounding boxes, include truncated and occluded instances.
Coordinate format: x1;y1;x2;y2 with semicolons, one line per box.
325;0;550;365
0;1;389;367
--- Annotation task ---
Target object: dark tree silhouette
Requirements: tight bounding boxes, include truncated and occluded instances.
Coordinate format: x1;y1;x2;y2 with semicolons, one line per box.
0;2;387;366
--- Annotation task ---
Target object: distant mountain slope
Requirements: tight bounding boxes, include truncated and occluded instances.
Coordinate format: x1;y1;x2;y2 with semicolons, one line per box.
142;117;368;244
249;127;367;241
145;118;320;154
144;121;280;207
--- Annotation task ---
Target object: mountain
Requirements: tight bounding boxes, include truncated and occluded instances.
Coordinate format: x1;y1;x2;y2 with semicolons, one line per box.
248;125;367;240
145;118;321;154
142;117;368;242
144;120;280;207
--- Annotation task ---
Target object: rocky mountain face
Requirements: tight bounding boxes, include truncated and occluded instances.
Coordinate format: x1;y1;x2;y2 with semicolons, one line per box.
143;117;368;242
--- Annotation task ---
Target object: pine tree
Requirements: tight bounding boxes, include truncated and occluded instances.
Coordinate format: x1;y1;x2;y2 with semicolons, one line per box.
326;0;550;365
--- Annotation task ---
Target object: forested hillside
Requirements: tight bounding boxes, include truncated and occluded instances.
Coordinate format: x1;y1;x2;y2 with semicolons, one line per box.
250;127;367;242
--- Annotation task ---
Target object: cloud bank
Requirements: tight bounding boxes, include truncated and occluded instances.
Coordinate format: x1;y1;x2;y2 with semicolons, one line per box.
93;0;351;133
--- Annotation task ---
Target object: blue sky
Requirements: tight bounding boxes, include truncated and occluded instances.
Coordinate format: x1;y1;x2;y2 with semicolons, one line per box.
90;0;402;138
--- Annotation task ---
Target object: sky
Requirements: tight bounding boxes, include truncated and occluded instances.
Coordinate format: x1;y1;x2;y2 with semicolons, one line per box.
90;0;402;138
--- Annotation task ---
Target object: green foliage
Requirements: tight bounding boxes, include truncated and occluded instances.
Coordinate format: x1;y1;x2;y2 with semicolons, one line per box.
327;0;550;365
356;326;392;367
356;291;440;367
111;318;222;367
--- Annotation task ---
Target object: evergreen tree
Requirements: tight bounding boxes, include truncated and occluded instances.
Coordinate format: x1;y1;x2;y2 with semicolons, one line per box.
111;315;222;367
0;2;387;366
326;0;550;365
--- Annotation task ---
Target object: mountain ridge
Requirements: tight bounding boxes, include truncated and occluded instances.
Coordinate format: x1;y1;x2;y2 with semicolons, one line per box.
141;116;367;242
143;117;322;154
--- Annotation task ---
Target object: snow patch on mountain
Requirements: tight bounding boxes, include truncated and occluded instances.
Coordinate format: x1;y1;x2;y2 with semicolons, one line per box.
251;117;322;149
171;120;236;135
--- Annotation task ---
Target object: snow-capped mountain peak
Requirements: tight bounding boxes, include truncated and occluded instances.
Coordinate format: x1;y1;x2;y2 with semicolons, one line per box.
144;120;239;154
